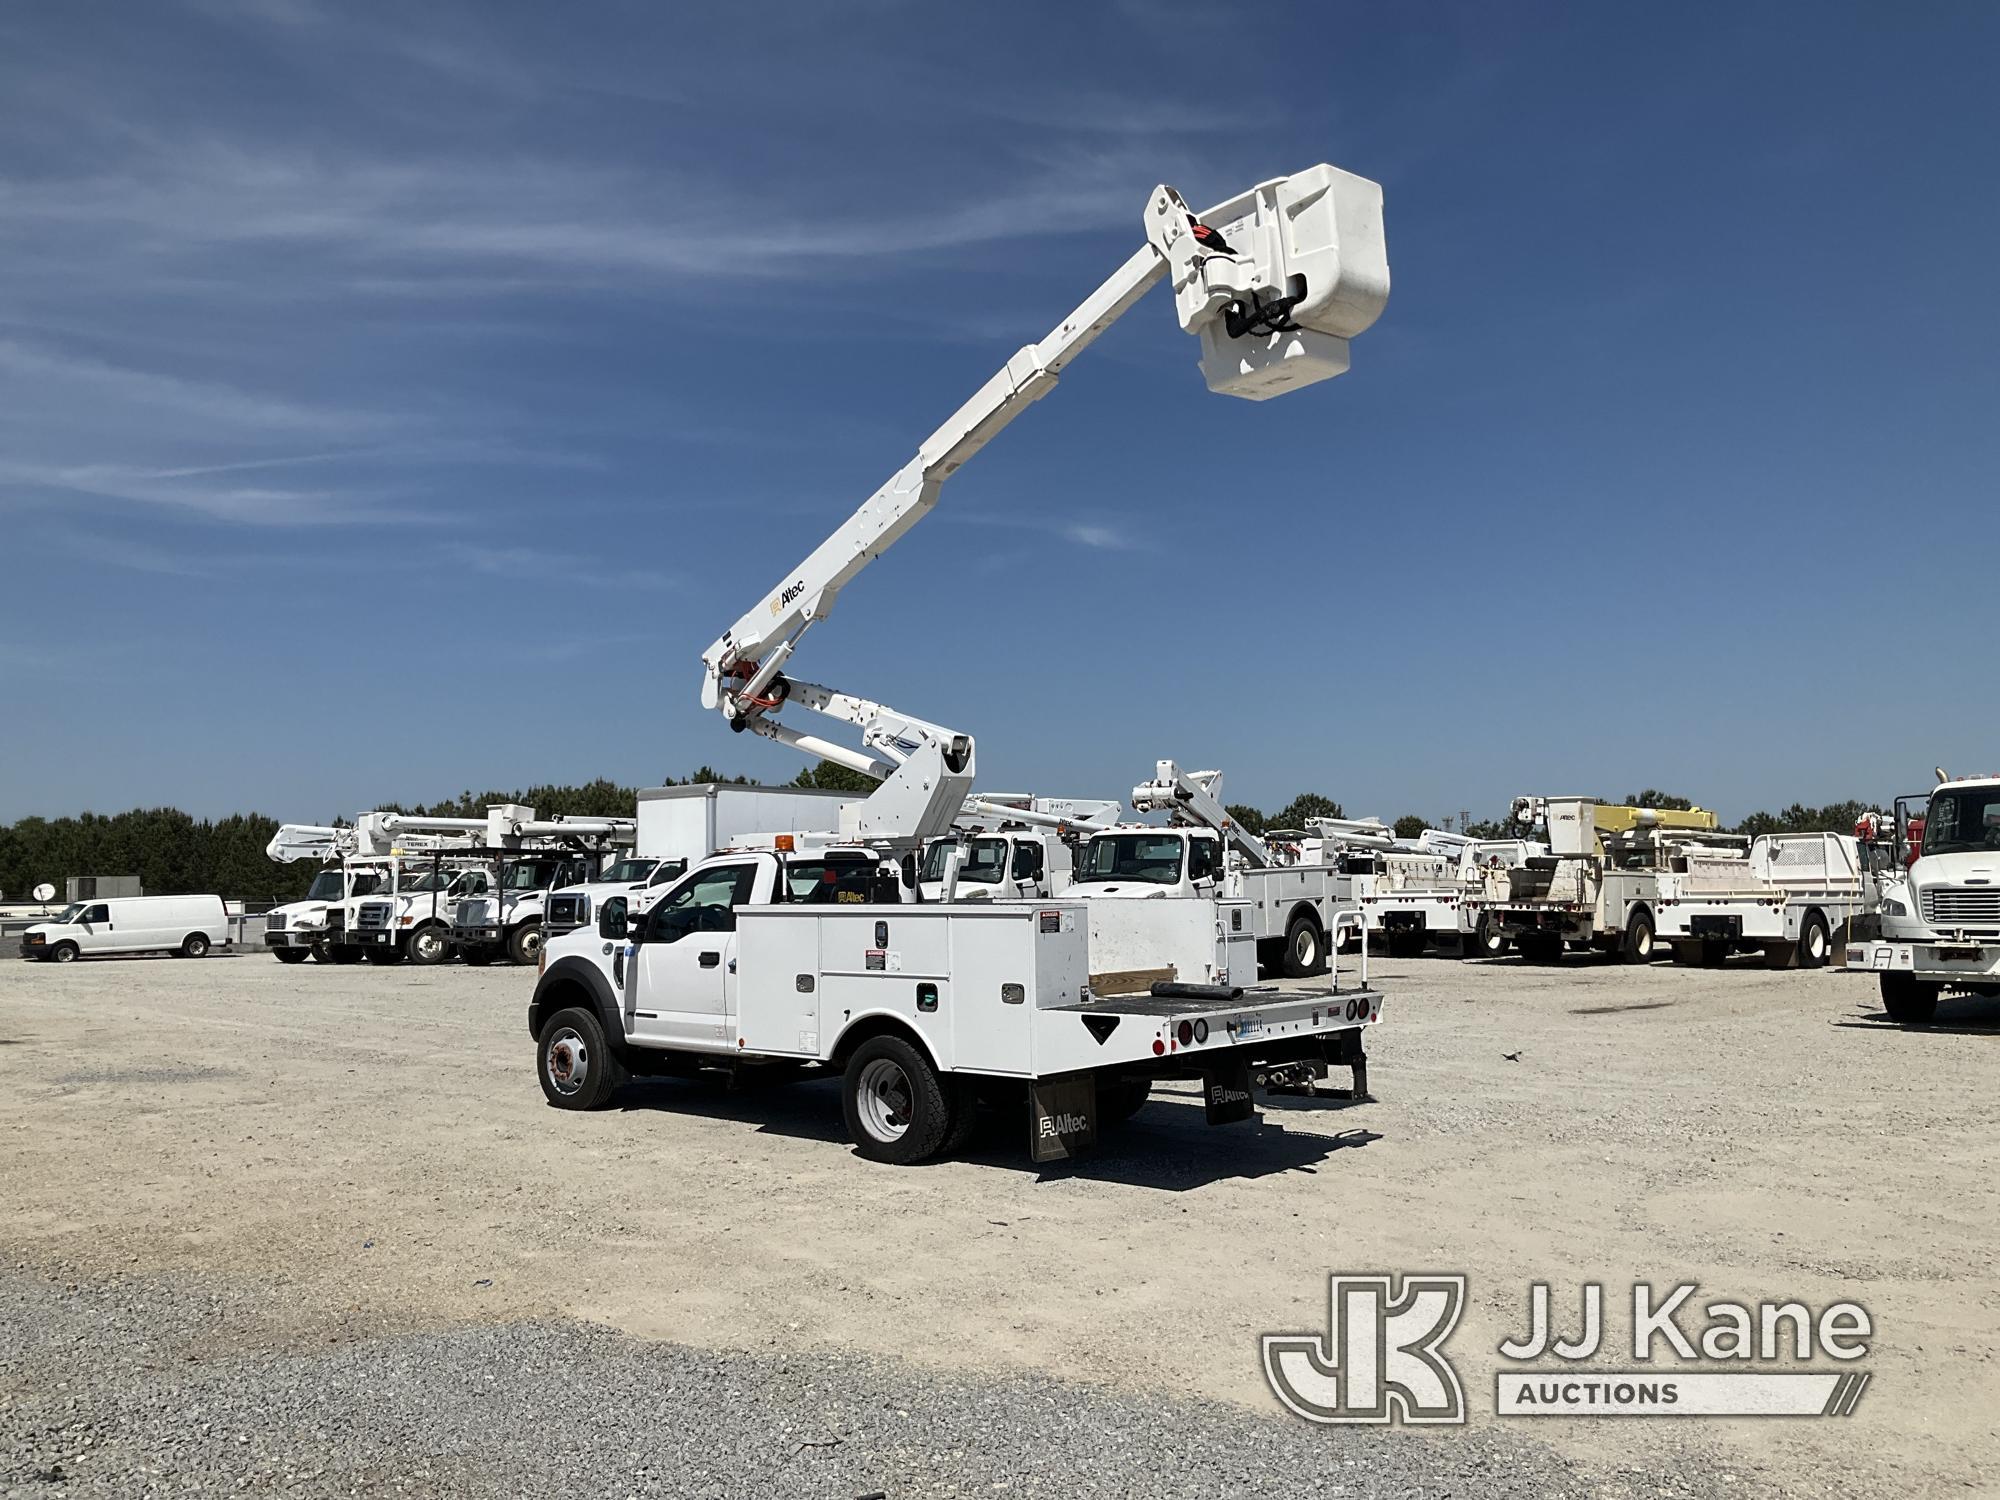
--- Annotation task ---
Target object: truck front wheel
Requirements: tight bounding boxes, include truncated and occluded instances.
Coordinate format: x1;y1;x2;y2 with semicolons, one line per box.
506;924;544;966
1281;913;1326;977
273;948;309;965
406;923;450;967
1880;972;1939;1026
537;1006;626;1109
842;1035;951;1165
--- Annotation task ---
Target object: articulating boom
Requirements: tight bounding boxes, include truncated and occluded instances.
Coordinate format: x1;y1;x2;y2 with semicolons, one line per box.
1131;760;1275;870
700;166;1390;846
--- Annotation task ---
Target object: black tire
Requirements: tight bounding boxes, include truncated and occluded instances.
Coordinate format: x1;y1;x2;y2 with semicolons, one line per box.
406;923;450;967
1280;912;1326;978
1700;938;1729;968
326;945;362;965
50;941;79;964
940;1079;984;1155
1619;909;1656;964
365;947;404;966
461;945;495;967
310;941;329;963
1099;1076;1151;1125
841;1034;951;1165
536;1005;626;1109
1795;910;1830;970
273;948;309;965
1466;918;1507;959
506;924;544;967
178;932;211;958
1880;971;1939;1026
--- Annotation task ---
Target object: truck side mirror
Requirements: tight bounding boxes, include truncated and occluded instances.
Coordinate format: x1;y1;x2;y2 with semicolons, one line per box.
597;904;629;942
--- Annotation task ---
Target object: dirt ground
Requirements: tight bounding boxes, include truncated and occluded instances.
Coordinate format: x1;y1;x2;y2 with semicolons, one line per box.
2;946;1995;1496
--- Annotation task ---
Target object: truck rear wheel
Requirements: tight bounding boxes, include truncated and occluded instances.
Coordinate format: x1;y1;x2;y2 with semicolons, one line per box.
506;924;544;966
326;945;362;965
406;923;450;966
365;947;404;966
1281;913;1326;977
842;1035;950;1164
1099;1076;1151;1125
178;932;211;958
461;945;495;966
1880;972;1939;1026
1795;910;1830;969
537;1005;626;1109
274;948;309;965
1465;918;1507;959
1618;909;1655;964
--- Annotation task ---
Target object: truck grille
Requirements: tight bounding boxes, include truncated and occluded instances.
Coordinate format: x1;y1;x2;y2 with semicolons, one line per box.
1920;886;2000;931
357;901;394;931
266;911;287;932
547;894;588;929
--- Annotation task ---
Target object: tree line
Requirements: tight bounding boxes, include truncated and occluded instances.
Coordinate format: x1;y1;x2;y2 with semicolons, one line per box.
0;770;1881;906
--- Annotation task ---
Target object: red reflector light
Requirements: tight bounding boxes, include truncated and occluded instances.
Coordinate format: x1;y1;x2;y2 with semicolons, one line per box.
1152;1038;1166;1056
1176;1020;1193;1047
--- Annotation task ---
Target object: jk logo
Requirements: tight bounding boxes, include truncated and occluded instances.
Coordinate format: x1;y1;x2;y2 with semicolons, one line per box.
1263;1275;1467;1425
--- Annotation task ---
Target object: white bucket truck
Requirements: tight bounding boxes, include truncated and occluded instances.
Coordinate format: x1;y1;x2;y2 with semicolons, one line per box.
528;162;1394;1159
1484;796;1724;963
1847;773;2000;1024
545;783;860;938
1071;762;1363;981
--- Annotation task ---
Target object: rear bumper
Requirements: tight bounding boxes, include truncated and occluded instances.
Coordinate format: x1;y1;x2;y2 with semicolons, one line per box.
1656;902;1784;941
1491;906;1590;939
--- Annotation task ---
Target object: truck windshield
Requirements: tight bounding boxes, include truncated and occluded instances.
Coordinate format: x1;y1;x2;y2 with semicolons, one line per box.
53;902;88;923
596;858;656;884
919;838;1009;885
1922;789;2000;856
305;871;345;902
504;861;566;891
1077;833;1184;885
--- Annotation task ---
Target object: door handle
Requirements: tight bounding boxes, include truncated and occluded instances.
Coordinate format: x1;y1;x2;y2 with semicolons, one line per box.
698;950;721;968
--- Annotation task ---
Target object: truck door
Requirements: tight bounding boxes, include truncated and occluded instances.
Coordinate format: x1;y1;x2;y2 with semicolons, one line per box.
625;861;759;1049
77;903;114;954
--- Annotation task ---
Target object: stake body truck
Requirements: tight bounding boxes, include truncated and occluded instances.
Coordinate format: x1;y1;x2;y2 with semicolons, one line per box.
1847;773;2000;1023
529;161;1394;1160
1652;832;1874;968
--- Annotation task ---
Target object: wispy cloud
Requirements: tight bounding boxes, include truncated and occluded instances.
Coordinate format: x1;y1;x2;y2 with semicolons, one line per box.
940;510;1144;552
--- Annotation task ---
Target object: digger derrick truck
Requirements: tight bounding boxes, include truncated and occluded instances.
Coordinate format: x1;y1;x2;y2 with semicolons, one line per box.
530;164;1392;1163
1847;772;2000;1024
1483;796;1724;964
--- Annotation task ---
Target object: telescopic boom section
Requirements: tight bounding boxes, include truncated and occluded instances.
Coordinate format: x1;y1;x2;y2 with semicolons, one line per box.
699;166;1389;846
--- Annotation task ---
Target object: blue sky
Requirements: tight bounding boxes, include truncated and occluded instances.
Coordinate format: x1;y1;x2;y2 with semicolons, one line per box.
2;1;1995;827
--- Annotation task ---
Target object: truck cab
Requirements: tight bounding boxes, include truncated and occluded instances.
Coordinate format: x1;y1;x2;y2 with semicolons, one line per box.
453;854;594;967
1069;828;1223;900
1849;777;2000;1023
916;832;1063;902
349;863;492;966
543;855;684;938
266;866;388;964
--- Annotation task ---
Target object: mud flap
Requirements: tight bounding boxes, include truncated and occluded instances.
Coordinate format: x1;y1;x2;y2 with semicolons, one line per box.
1029;1074;1097;1163
1202;1057;1257;1126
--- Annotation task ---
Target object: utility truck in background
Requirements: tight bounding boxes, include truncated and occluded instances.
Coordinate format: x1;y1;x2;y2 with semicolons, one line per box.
1073;761;1362;979
531;162;1393;1161
1651;830;1875;969
1847;772;2000;1024
262;819;445;964
545;783;859;938
1482;796;1725;963
1323;820;1545;958
914;794;1122;903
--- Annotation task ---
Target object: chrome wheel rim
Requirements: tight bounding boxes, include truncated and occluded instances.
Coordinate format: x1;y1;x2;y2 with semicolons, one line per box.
413;928;444;962
856;1057;914;1142
546;1028;588;1096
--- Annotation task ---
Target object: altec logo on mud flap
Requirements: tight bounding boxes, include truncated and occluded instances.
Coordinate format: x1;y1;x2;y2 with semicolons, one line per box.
1263;1277;1873;1424
1037;1112;1089;1140
1209;1084;1252;1108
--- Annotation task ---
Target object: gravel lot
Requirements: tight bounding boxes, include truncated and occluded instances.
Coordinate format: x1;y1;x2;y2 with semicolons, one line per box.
2;947;1995;1497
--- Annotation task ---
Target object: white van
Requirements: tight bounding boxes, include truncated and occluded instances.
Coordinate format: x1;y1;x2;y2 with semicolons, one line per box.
20;894;229;963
